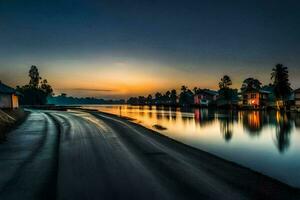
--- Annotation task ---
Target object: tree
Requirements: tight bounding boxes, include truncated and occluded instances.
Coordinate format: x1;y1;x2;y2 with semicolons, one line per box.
155;92;163;104
219;75;232;90
138;96;146;104
40;79;53;96
179;86;193;106
218;75;235;107
146;94;153;105
193;87;198;94
271;63;292;102
163;90;171;104
241;78;262;92
17;65;53;105
170;89;177;105
127;97;138;105
29;65;41;88
181;85;187;93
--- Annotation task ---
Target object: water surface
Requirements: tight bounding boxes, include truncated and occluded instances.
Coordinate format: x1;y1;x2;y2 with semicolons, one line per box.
83;105;300;188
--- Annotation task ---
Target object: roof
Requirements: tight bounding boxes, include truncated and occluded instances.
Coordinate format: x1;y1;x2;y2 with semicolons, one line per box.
294;88;300;93
259;90;272;94
242;89;271;94
195;89;218;96
204;90;218;96
0;81;16;94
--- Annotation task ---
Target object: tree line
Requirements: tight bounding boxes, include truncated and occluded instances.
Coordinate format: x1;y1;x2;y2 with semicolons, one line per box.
127;63;293;107
16;63;292;107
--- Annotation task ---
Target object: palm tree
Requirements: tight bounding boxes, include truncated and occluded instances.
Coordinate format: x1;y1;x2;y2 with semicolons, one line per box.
271;64;292;107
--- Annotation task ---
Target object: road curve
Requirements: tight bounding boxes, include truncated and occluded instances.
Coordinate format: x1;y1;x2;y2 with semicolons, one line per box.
0;111;58;200
0;109;300;200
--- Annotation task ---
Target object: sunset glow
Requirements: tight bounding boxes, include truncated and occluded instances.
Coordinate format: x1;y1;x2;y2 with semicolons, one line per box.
1;1;299;98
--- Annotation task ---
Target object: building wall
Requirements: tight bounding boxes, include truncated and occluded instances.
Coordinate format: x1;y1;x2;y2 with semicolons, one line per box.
194;95;211;106
0;93;12;108
244;92;260;107
12;94;19;108
194;95;200;104
295;92;300;107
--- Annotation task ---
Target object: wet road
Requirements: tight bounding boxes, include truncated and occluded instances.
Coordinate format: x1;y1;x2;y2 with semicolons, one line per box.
0;110;299;200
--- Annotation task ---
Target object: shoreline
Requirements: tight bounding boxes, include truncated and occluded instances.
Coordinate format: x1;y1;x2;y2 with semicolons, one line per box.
86;109;300;191
22;103;300;112
1;108;299;199
0;109;28;140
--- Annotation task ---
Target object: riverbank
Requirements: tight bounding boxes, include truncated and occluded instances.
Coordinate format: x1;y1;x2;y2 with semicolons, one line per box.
0;109;28;140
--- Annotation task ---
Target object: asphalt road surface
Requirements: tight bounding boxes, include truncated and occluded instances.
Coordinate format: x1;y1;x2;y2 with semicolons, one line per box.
0;109;299;200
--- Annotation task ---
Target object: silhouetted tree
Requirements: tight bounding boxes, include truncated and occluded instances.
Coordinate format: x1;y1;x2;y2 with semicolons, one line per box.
127;97;139;105
219;75;232;89
163;90;171;104
29;65;41;88
218;75;236;107
170;89;177;105
155;92;163;104
16;65;53;105
146;94;153;104
138;96;146;105
193;87;204;95
193;87;198;94
241;78;262;92
40;79;53;96
179;85;193;106
271;64;292;106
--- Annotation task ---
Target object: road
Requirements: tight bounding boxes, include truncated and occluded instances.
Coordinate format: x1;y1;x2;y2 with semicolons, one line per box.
0;109;299;200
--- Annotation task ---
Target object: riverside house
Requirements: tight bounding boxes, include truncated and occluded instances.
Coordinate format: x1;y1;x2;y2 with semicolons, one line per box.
194;90;218;106
294;88;300;110
0;81;19;109
242;89;271;109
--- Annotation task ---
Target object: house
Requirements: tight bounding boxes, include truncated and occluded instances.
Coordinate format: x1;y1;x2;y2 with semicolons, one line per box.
0;81;19;109
294;88;300;110
242;89;271;109
194;90;218;106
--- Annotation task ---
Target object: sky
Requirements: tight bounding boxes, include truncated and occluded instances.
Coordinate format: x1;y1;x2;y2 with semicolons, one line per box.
0;0;300;99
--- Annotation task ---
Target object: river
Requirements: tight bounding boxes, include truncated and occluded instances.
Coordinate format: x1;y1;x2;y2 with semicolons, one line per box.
82;105;300;188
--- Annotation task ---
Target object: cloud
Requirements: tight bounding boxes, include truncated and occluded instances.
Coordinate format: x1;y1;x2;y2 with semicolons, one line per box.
61;88;115;92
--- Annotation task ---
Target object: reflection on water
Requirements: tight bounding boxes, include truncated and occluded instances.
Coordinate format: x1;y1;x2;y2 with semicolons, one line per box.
220;116;234;142
275;112;293;153
83;105;300;188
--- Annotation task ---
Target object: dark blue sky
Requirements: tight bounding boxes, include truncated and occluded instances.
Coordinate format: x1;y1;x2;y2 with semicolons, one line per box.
0;0;299;98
